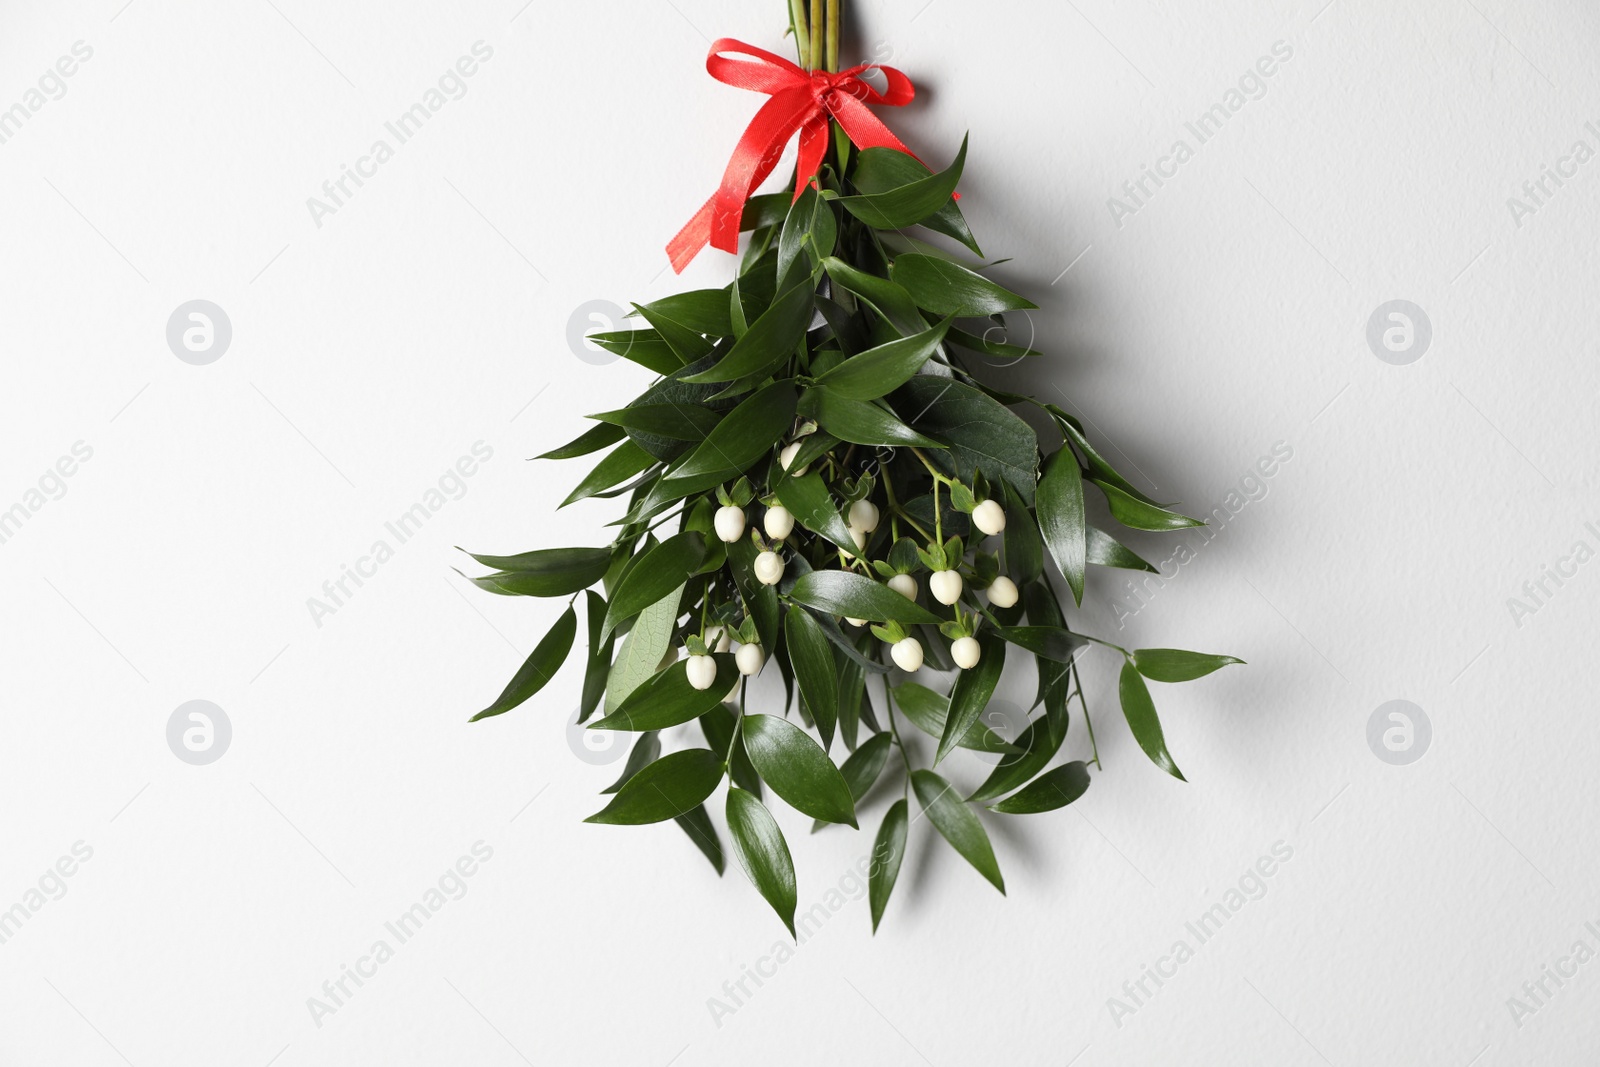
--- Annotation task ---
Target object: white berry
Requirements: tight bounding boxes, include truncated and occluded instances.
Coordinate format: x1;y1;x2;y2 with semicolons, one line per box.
754;550;785;586
845;617;866;627
848;525;867;552
735;643;765;676
986;575;1019;609
951;636;982;669
704;625;732;652
848;499;880;533
929;569;964;605
778;442;809;477
972;499;1007;536
685;654;717;691
714;505;746;543
890;637;925;672
887;573;918;600
764;505;795;540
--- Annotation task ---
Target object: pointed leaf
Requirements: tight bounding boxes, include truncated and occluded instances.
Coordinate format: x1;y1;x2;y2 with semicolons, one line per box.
674;804;726;874
895;377;1038;504
1037;448;1087;605
1087;525;1158;572
989;761;1091;814
459;546;612;598
799;388;945;448
662;381;799;492
604;583;683;714
679;280;814;384
601;532;705;640
535;422;625;461
741;714;857;827
788;570;943;626
589;654;738;731
726;788;798;937
584;748;723;825
601;733;662;793
1119;660;1186;780
814;732;893;832
936;631;1006;764
1132;649;1245;683
468;605;577;721
814;317;953;401
837;135;967;229
1092;477;1204;531
868;799;909;933
773;470;858;556
784;606;839;750
911;769;1004;893
561;440;656;508
890;254;1036;317
893;682;1017;754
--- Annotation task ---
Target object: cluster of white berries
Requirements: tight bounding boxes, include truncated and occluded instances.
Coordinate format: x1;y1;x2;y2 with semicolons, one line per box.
704;477;1019;681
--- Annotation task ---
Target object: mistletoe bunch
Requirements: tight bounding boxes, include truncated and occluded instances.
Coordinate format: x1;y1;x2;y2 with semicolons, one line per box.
462;4;1239;935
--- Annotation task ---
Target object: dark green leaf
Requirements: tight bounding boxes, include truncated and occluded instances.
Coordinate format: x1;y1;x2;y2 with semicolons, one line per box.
851;147;980;255
699;703;762;797
813;317;952;401
969;702;1069;803
946;325;1039;361
741;714;857;827
893;682;1017;754
890;254;1036;318
561;440;656;508
784;606;839;751
726;788;798;937
641;288;734;337
1119;660;1186;780
468;605;577;721
675;804;725;874
820;256;926;336
1132;649;1245;683
579;590;614;722
588;654;738;731
1037;448;1087;606
868;799;909;933
1002;482;1044;584
631;303;715;365
584;748;723;825
663;381;798;493
1092;477;1204;531
837;135;967;230
778;185;837;282
911;769;1004;893
535;422;625;461
788;570;943;626
588;403;720;442
989;761;1091;814
990;625;1084;662
896;377;1038;504
585;329;682;376
936;631;1006;764
799;388;944;448
601;732;661;793
679;280;814;384
1088;525;1158;572
774;471;858;556
459;546;612;598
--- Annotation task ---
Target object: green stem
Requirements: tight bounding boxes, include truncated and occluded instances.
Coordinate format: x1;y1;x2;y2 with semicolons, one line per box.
882;671;914;791
808;0;823;70
826;0;840;71
788;0;811;66
1070;658;1100;770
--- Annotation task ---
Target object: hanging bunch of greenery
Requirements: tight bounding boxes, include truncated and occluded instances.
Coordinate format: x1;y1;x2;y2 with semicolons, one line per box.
461;0;1240;934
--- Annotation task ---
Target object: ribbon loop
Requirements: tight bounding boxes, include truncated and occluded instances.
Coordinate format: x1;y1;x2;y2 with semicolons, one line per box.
666;39;921;273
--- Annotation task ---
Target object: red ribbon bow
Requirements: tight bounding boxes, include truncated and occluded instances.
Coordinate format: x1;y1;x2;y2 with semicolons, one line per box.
666;38;922;273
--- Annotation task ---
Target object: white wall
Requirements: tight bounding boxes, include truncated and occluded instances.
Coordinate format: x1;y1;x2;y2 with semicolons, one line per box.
3;0;1596;1063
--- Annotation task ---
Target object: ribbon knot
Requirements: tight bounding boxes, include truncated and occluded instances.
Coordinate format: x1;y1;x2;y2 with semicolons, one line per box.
666;38;922;273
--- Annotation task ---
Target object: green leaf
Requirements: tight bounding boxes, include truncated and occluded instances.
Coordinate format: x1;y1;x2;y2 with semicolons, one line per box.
662;381;799;493
820;256;926;336
585;329;683;376
700;703;763;797
788;570;943;626
850;146;980;255
968;702;1069;804
588;403;720;442
893;682;1017;754
1132;649;1245;683
837;135;967;230
989;761;1091;814
631;303;714;365
1049;406;1163;507
946;325;1039;361
641;288;735;337
1036;448;1087;606
798;388;944;449
679;280;814;384
459;546;612;598
601;732;661;793
1092;477;1204;531
896;377;1039;504
813;318;952;401
1087;525;1158;572
868;799;909;933
535;422;625;461
468;604;577;721
588;654;738;731
936;631;1006;764
561;440;656;508
726;788;798;937
821;732;893;833
674;804;725;874
778;185;838;282
579;590;614;722
890;254;1036;318
584;748;723;825
741;714;857;827
601;532;705;641
1119;660;1186;780
1002;483;1044;584
784;606;839;750
911;769;1004;893
990;625;1084;662
774;471;858;556
604;583;683;715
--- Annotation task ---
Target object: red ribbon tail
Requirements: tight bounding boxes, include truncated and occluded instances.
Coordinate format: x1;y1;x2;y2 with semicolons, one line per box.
666;196;716;274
